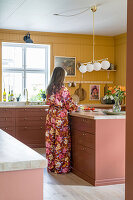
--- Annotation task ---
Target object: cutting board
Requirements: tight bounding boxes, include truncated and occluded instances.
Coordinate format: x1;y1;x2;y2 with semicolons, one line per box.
74;83;86;101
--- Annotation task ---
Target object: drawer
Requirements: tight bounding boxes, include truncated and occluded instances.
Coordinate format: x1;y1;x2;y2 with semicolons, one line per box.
16;108;47;117
1;127;15;137
77;144;95;179
16;116;46;126
71;116;95;134
78;131;95;149
0;118;15;127
16;126;45;132
0;108;15;117
16;127;45;145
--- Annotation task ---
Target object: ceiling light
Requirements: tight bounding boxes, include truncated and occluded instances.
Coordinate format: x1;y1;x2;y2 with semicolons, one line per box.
79;5;110;73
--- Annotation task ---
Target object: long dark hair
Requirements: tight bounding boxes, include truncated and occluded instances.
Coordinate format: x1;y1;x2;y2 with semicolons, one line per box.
46;67;65;95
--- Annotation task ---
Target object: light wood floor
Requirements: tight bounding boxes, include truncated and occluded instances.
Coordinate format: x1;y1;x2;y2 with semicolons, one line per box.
34;148;125;200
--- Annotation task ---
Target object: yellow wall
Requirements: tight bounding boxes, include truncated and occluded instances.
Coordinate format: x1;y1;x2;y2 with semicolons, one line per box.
0;29;115;103
114;33;127;86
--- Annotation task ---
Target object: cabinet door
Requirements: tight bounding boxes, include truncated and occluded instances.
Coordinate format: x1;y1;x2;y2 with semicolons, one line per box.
15;109;47;148
78;131;95;149
1;127;15;137
77;144;95;179
70;116;95;134
16;126;45;148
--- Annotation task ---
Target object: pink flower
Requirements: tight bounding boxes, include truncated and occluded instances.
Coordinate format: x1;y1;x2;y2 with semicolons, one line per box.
62;168;68;173
63;148;67;153
59;154;63;159
46;142;50;148
60;112;66;117
51;118;56;124
62;91;68;98
57;136;62;142
46;148;50;154
63;127;68;132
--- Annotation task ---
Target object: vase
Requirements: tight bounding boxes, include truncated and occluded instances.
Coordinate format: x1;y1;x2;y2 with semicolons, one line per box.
113;98;121;112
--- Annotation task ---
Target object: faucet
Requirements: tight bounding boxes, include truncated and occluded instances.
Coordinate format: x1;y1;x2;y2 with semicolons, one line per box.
24;88;29;105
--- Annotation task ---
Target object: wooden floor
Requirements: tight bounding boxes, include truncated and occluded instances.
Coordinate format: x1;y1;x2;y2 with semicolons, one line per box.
34;148;125;200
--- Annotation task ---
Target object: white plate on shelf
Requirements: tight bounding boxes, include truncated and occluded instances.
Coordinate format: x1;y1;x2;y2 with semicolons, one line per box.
103;110;126;115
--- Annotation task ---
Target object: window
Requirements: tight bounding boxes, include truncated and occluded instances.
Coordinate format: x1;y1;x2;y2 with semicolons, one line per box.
2;42;50;101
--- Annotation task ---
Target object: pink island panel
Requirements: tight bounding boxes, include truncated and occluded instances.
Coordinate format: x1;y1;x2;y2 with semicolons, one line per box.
0;168;44;200
95;119;125;186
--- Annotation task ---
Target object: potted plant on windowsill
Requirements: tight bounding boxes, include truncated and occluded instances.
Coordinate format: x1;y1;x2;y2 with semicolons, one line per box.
40;90;46;100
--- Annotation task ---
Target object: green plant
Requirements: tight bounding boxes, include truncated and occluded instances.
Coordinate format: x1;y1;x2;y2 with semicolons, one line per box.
29;89;46;102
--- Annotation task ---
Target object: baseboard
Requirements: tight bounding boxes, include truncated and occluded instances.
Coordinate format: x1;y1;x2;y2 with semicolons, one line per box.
72;168;125;186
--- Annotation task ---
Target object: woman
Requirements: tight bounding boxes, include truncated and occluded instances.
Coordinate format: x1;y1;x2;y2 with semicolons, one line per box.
46;67;77;174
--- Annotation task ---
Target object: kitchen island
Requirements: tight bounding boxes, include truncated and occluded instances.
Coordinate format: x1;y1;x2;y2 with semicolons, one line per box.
0;130;47;200
70;110;125;186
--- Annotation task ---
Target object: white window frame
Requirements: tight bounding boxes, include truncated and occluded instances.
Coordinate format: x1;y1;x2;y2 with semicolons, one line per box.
2;42;50;95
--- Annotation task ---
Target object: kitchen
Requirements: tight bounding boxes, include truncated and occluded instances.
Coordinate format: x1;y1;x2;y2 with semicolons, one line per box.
0;0;131;200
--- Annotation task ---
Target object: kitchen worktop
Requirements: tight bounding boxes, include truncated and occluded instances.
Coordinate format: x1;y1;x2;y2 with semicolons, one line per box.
0;130;47;172
70;110;126;119
0;102;49;108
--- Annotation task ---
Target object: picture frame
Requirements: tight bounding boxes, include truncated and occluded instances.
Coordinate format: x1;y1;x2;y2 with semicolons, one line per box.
54;56;76;77
90;85;100;100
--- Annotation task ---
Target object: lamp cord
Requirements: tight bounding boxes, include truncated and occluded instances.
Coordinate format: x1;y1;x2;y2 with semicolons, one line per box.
93;11;95;63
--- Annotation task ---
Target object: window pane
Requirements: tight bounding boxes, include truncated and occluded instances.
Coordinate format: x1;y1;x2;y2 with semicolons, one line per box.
3;72;23;98
2;46;22;69
26;73;45;101
26;47;45;69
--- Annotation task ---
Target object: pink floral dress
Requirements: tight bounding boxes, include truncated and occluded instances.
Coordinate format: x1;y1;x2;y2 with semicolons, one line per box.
46;86;77;174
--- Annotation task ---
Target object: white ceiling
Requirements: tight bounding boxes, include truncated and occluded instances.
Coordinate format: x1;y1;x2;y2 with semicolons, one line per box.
0;0;127;36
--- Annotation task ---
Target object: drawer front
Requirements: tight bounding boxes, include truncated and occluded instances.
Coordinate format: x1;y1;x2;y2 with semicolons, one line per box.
78;144;95;179
1;127;15;137
0;108;15;117
71;116;95;134
16;127;45;146
16;108;47;117
0;118;15;127
16;126;45;132
16;116;46;127
78;131;95;149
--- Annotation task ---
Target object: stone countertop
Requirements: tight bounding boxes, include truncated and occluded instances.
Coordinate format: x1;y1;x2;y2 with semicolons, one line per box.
81;104;126;108
0;130;47;172
70;110;126;120
0;105;49;108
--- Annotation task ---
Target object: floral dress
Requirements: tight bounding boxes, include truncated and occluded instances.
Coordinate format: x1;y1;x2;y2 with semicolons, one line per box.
45;86;77;174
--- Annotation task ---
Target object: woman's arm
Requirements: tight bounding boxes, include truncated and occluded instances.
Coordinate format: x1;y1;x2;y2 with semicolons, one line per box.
62;87;78;112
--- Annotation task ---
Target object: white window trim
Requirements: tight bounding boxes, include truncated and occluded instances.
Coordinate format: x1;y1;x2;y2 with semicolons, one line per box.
2;42;50;94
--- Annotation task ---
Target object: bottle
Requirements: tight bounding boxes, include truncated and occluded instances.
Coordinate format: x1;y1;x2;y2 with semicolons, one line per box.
3;88;6;102
10;90;14;101
8;90;11;102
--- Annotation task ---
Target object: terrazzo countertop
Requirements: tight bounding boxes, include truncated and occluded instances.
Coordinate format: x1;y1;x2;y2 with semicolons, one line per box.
0;130;47;172
70;110;126;120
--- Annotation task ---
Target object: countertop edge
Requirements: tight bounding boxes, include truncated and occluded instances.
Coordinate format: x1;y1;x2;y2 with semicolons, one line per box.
0;159;48;172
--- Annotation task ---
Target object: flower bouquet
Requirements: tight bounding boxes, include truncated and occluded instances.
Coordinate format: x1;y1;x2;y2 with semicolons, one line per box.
105;86;126;112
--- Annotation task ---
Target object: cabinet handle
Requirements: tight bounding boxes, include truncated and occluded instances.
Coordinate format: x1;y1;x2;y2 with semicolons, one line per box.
24;118;27;120
5;118;7;121
24;127;27;129
40;127;43;129
24;109;27;111
40;117;43;120
5;128;8;130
